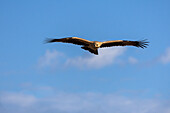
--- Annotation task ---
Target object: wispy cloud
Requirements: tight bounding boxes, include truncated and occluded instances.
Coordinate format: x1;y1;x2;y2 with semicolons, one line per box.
65;47;126;69
128;56;138;64
0;92;37;107
37;50;64;69
20;82;55;91
159;47;170;64
0;91;170;113
38;48;126;69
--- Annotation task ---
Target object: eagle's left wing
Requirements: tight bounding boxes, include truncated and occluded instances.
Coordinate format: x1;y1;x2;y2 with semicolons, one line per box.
45;37;92;46
100;39;149;49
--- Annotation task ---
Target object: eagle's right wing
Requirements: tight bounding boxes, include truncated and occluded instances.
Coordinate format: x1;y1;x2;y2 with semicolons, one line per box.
46;37;92;46
100;39;149;49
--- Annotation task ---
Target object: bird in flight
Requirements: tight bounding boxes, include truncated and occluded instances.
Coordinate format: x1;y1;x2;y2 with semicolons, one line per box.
46;37;149;55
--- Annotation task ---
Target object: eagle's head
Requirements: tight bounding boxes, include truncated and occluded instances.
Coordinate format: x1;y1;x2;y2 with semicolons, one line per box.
94;41;102;48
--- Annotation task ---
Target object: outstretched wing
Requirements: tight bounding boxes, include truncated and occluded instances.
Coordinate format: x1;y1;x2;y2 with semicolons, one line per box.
46;37;92;46
100;39;149;49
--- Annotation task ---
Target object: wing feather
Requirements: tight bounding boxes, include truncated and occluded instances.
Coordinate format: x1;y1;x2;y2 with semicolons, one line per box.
46;37;92;46
100;39;149;49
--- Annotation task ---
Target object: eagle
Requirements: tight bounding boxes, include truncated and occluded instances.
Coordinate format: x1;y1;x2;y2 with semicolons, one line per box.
46;37;149;55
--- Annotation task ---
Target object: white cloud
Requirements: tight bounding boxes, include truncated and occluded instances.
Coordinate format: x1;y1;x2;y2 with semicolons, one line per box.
37;50;64;69
128;56;138;64
159;47;170;64
65;47;126;69
20;82;55;91
38;48;126;69
0;92;37;107
0;91;170;113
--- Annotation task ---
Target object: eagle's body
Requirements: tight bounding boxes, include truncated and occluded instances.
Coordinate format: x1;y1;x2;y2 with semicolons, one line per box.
46;37;149;55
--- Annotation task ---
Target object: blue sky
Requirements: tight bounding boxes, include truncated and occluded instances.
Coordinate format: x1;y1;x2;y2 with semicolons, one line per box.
0;0;170;113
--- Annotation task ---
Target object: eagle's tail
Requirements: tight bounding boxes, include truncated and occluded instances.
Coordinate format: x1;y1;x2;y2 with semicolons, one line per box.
81;46;98;55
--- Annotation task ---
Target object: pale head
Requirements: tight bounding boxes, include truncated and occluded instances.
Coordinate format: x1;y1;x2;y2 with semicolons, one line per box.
94;41;102;48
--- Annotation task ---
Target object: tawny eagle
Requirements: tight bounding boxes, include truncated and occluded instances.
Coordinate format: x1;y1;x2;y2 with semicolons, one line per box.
46;37;149;55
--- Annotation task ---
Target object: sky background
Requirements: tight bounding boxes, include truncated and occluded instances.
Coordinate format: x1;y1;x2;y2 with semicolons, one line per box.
0;0;170;113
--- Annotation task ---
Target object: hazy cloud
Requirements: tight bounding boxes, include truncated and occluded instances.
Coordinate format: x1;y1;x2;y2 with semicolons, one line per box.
38;48;126;69
0;92;37;107
128;56;138;64
0;91;170;113
65;47;126;69
159;47;170;64
37;50;64;69
20;82;55;91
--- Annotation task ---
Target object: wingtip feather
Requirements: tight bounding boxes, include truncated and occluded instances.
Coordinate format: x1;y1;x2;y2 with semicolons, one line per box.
138;39;149;49
44;38;55;44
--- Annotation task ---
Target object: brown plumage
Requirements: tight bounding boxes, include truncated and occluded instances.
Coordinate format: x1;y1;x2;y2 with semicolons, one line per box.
46;37;149;55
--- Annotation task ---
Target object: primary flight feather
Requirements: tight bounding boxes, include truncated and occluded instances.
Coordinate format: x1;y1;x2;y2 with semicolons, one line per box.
46;37;149;55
